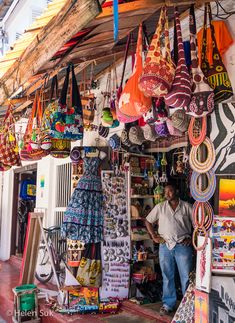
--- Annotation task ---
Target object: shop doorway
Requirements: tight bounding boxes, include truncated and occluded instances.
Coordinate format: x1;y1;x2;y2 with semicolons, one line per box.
10;164;37;256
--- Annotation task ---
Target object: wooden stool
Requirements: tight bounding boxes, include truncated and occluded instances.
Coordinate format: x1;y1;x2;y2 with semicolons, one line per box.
12;285;41;322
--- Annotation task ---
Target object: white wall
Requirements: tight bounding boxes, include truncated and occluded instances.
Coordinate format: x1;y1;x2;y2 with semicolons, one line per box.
0;0;48;55
0;170;14;260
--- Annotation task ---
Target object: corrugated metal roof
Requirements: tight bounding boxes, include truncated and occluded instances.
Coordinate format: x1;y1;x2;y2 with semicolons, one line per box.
0;0;66;78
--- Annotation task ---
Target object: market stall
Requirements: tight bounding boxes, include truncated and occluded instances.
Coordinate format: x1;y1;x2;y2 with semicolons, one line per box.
0;0;234;322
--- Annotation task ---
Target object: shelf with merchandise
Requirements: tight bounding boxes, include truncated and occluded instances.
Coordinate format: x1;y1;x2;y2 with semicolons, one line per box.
131;195;154;199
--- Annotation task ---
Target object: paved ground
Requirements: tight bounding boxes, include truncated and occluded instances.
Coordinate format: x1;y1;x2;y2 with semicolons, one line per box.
0;316;6;323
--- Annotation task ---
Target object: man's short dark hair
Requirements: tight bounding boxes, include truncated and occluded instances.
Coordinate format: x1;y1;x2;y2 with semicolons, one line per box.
165;182;178;192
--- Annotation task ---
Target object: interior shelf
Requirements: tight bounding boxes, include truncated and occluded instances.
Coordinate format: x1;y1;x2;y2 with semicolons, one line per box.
131;195;154;199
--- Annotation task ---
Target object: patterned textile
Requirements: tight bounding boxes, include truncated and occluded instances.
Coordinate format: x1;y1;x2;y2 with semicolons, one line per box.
201;3;233;103
138;6;175;98
165;7;192;109
0;105;21;167
172;273;195;323
187;4;214;117
61;157;103;243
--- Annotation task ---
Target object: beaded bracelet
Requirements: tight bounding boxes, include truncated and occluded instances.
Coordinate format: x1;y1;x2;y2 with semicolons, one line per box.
190;169;216;202
188;116;207;146
192;201;213;231
189;137;216;173
192;226;208;251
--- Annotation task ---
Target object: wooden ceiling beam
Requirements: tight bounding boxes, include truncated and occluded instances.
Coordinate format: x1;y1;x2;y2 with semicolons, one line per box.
0;0;105;107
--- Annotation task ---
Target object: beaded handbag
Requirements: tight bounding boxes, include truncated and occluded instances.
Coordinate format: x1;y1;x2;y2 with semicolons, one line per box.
165;7;192;108
187;4;214;117
201;3;233;103
139;6;175;98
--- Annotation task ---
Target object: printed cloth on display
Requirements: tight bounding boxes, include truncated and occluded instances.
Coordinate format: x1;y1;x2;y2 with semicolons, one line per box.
61;156;103;243
172;273;195;323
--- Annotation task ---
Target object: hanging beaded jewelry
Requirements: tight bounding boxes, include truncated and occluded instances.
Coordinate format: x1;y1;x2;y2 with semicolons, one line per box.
190;169;216;202
189;137;216;173
188;116;207;146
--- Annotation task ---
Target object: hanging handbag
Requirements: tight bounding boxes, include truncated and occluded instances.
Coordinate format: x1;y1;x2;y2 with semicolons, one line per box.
165;7;192;108
50;138;71;159
116;34;141;123
201;3;233;103
139;6;175;98
76;243;102;287
118;24;152;118
20;91;49;161
81;68;96;127
41;75;58;135
50;64;83;140
186;4;214;117
0;105;21;167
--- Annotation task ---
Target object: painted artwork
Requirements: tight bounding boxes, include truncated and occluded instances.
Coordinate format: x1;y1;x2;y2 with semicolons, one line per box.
209;102;235;174
212;217;235;273
195;290;209;323
219;179;235;217
196;236;212;293
209;276;235;323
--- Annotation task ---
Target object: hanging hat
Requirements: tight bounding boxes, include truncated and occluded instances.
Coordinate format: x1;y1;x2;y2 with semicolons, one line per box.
171;109;189;132
154;122;169;137
41;134;52;151
142;124;158;142
166;118;183;136
129;126;145;145
108;134;121;150
70;147;81;164
98;125;109;138
121;129;132;147
101;108;113;127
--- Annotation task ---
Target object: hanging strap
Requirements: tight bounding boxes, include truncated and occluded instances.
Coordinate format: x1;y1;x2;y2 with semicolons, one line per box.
119;33;131;90
24;91;39;139
173;18;178;65
207;3;220;60
71;64;82;113
50;75;58;102
59;65;70;106
189;4;199;68
174;7;185;61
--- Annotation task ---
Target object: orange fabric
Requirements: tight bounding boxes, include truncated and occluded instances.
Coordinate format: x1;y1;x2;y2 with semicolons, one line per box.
118;24;151;117
197;20;233;65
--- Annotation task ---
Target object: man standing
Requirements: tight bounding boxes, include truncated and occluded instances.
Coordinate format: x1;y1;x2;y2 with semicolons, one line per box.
145;183;193;315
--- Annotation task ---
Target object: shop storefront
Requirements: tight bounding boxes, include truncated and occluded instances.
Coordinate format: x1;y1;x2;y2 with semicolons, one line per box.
0;0;235;322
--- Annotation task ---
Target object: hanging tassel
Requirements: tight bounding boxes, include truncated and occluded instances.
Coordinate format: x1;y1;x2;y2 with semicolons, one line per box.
27;143;33;152
8;133;15;142
19;140;24;149
31;129;37;142
113;0;119;42
14;146;19;153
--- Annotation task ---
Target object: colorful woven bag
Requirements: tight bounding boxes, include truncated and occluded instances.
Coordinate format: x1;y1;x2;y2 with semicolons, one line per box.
41;75;58;134
201;3;233;103
165;7;192;108
50;64;83;140
139;6;175;98
187;4;214;117
50;138;71;159
118;24;151;118
20;91;49;161
0;105;21;167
